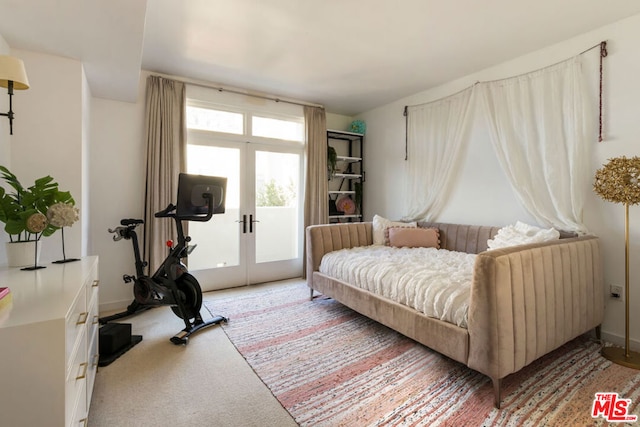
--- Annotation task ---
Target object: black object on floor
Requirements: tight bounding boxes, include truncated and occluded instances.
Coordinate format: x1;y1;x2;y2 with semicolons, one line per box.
98;335;142;367
98;323;142;367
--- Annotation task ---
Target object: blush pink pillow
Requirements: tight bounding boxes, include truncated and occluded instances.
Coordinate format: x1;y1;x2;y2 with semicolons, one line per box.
387;227;440;249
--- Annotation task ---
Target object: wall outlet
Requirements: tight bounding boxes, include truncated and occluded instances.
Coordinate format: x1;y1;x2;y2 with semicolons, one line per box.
610;284;623;299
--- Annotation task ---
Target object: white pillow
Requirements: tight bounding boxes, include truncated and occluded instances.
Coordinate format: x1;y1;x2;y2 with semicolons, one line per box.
372;214;417;245
487;221;560;250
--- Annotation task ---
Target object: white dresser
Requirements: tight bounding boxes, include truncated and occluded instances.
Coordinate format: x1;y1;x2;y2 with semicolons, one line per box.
0;256;99;427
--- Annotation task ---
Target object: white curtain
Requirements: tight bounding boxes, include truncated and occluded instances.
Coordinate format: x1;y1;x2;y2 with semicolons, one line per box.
477;57;589;233
404;87;473;221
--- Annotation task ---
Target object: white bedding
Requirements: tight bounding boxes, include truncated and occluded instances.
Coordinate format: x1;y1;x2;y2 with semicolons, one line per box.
318;245;476;328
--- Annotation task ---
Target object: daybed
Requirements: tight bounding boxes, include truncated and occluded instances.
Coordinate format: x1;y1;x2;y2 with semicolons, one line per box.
305;221;603;408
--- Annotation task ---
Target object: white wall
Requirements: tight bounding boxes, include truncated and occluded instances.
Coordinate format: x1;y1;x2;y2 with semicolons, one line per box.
326;112;353;132
89;72;146;310
359;13;640;349
1;49;84;264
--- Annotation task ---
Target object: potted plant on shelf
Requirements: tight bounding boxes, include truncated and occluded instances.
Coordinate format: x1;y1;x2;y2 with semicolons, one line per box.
327;146;338;178
0;166;75;268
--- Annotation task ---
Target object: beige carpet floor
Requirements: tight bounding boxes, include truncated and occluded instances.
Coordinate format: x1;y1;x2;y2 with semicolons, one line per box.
88;281;300;427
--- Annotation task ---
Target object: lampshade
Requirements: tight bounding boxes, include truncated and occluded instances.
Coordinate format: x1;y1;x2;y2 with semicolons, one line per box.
0;55;29;90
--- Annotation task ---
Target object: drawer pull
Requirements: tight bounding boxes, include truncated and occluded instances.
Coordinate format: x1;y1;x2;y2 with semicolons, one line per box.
76;362;88;380
92;353;100;367
76;312;88;325
92;315;99;325
80;417;88;426
92;279;100;288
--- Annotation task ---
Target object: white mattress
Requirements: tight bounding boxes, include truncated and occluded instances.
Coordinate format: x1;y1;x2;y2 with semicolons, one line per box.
318;245;476;328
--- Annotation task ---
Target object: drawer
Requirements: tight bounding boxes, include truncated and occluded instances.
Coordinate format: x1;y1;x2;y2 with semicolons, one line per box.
87;328;99;409
66;327;88;426
69;386;87;427
65;285;87;370
87;288;100;345
85;266;99;307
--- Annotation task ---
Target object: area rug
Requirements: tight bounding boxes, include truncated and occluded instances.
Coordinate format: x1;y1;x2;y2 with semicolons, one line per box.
204;282;640;426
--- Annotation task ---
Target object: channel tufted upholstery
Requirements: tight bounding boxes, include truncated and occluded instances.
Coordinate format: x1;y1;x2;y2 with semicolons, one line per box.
306;221;603;408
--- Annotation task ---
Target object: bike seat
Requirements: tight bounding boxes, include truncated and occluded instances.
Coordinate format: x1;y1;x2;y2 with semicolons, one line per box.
121;218;144;226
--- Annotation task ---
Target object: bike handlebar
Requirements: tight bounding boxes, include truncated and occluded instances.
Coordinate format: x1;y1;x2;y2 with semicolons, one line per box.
154;194;215;222
154;204;176;218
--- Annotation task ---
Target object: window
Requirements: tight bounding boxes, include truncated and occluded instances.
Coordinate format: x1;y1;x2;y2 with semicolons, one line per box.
186;100;303;143
252;116;304;142
186;106;243;134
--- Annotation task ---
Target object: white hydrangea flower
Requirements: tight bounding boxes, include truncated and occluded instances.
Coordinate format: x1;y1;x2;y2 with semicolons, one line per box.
46;202;79;228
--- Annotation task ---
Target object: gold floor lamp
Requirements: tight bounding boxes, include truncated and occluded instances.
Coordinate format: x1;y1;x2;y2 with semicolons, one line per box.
594;156;640;369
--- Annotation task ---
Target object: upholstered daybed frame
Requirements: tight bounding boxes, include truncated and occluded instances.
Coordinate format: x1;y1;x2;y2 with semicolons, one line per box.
306;221;603;408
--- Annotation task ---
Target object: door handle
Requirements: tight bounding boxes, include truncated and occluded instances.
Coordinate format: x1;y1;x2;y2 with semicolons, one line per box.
249;214;260;233
235;215;247;233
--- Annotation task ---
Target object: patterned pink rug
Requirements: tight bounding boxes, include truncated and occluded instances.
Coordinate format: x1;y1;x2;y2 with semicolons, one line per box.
204;281;640;426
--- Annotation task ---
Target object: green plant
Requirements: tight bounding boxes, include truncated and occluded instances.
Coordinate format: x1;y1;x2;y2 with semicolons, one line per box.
328;146;338;177
0;166;75;242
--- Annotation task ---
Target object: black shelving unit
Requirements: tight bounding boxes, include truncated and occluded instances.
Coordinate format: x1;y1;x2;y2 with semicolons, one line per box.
327;129;364;223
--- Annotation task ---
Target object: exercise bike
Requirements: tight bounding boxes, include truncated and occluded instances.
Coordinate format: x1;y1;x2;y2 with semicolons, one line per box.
99;173;228;345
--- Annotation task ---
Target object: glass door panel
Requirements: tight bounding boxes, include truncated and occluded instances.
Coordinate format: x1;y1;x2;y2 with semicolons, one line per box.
186;142;249;290
185;131;303;291
255;150;300;264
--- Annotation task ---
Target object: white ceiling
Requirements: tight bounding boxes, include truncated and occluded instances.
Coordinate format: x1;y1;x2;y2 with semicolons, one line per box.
2;0;640;115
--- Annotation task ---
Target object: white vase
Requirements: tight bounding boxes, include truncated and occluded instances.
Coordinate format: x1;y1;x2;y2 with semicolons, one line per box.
5;241;42;268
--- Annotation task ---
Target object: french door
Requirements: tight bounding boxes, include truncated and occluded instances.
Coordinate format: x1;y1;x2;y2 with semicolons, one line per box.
185;133;304;291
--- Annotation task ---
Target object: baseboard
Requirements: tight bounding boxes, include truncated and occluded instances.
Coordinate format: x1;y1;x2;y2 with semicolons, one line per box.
99;299;133;315
601;330;640;352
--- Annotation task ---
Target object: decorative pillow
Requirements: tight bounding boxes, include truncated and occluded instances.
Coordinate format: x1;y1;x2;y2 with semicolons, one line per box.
487;221;560;250
387;227;440;249
383;225;414;246
336;195;356;214
372;214;417;245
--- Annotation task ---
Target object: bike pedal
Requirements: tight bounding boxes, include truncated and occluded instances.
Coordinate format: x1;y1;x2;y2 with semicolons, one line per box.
123;274;134;283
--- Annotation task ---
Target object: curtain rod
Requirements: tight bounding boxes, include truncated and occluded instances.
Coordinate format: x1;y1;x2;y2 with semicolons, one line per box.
150;71;324;109
402;40;608;158
403;40;607;111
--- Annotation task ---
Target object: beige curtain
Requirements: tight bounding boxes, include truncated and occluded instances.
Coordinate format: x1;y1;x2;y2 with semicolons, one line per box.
303;106;328;228
143;76;187;272
303;106;327;277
